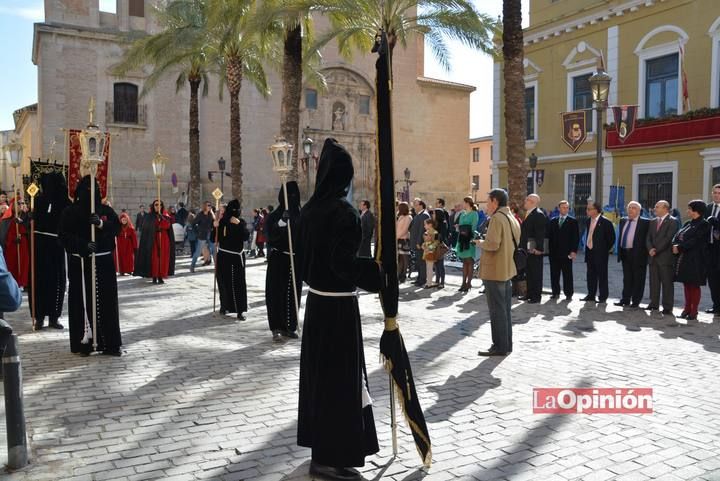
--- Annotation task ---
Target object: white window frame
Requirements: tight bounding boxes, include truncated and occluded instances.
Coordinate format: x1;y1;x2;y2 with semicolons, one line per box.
709;17;720;108
566;66;597;136
635;25;688;119
564;168;596;206
525;80;539;146
632;161;678;210
701;147;720;200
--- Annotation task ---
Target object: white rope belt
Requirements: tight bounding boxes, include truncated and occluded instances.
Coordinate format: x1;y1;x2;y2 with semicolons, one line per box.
281;251;295;256
36;231;58;237
308;287;358;297
72;251;112;258
218;247;244;256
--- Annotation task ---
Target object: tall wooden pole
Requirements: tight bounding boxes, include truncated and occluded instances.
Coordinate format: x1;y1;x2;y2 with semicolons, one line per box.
28;188;37;331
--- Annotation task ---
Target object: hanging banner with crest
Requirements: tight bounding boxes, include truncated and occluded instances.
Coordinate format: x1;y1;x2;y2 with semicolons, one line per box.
611;105;638;143
67;129;111;201
561;111;588;152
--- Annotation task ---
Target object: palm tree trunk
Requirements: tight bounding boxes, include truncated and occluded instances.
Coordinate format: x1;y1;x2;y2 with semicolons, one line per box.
281;23;302;184
227;57;244;210
503;0;527;211
188;77;201;210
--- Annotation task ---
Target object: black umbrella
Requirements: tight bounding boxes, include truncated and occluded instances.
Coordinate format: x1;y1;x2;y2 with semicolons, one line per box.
373;31;432;468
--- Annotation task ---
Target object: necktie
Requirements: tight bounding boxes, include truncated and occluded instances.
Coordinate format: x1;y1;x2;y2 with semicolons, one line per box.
656;217;663;232
623;219;633;249
712;205;718;243
559;216;565;228
587;218;596;249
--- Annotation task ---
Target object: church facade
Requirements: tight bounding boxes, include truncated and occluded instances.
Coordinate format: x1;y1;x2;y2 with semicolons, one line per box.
30;0;475;215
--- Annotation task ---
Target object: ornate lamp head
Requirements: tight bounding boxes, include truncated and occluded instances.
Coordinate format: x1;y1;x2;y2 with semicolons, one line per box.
151;148;168;179
269;136;294;177
78;97;105;175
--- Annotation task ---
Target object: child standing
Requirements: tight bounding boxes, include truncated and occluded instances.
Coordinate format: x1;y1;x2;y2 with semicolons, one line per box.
116;213;138;275
422;218;439;288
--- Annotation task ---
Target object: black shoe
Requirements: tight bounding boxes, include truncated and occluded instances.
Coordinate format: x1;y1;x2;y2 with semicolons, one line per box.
309;461;361;481
34;323;44;331
102;350;122;357
48;321;64;330
630;303;640;309
662;309;674;315
598;298;607;304
282;331;299;339
679;310;689;319
152;278;158;284
272;330;283;342
158;278;165;284
644;305;659;311
478;349;509;357
614;301;629;307
518;296;528;301
237;314;246;321
79;351;90;357
705;307;720;314
219;309;227;315
526;298;540;304
580;296;597;302
565;296;573;301
550;294;559;299
686;314;698;321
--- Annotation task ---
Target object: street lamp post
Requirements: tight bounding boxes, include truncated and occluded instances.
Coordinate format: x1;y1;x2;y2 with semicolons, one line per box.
4;139;23;301
529;152;538;194
207;157;231;201
588;66;611;206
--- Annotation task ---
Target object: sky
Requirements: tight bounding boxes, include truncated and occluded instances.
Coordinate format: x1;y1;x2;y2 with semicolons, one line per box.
0;0;529;137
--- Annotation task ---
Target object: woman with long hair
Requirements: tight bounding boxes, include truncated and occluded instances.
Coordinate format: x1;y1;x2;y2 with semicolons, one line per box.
454;196;479;292
134;199;175;284
396;202;412;282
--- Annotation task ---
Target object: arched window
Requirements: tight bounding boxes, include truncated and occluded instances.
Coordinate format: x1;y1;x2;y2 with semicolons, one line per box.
113;83;138;124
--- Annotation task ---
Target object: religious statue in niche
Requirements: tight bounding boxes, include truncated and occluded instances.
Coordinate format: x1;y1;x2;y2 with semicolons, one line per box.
332;102;346;131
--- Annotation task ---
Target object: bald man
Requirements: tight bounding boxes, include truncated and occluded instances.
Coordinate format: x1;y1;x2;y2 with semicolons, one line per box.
616;201;650;308
519;194;548;304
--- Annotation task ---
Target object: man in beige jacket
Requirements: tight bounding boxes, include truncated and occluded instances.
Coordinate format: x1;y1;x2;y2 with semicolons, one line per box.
474;189;521;356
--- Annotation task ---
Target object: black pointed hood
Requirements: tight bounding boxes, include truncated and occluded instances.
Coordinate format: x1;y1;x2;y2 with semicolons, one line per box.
277;181;301;213
309;138;354;204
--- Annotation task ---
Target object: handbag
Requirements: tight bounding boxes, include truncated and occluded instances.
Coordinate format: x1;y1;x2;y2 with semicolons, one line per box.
436;242;449;259
397;238;410;253
500;213;527;271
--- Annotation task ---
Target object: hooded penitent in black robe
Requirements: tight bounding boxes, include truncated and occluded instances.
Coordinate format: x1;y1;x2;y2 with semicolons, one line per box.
58;175;122;354
265;181;301;337
134;200;176;279
297;138;382;468
217;199;249;317
29;172;70;327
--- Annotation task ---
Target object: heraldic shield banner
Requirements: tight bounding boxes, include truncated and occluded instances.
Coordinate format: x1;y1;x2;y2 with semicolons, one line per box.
612;105;638;142
561;111;588;152
67;129;111;201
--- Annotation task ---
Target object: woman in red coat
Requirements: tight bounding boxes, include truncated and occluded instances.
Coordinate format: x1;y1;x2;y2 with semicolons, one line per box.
134;200;175;284
115;213;138;275
0;199;29;288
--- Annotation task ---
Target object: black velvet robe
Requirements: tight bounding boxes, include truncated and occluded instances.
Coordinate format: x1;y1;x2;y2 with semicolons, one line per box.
297;139;381;468
134;204;176;278
58;176;121;353
217;200;249;314
265;181;302;334
30;172;70;325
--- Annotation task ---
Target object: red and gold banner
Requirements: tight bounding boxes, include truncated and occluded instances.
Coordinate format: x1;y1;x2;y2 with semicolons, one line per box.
67;129;111;200
611;105;638;143
561;111;587;152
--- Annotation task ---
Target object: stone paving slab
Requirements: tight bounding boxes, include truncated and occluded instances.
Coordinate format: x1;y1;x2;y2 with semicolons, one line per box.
0;254;718;481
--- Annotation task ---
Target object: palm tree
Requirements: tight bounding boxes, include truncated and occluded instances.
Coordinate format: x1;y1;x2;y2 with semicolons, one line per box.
309;0;496;66
207;0;275;209
114;0;210;210
502;0;526;211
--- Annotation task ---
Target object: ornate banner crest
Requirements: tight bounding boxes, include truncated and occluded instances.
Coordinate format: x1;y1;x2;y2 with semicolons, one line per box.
67;129;111;200
561;111;587;152
612;105;638;142
25;160;68;196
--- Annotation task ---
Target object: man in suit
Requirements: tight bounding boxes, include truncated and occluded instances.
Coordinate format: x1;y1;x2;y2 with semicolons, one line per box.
547;200;579;301
581;201;616;303
357;199;375;257
519;194;547;303
705;184;720;314
645;200;679;314
409;198;430;286
616;201;650;308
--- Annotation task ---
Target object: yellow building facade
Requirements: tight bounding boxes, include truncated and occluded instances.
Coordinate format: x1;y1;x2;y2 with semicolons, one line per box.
469;135;492;209
493;0;720;224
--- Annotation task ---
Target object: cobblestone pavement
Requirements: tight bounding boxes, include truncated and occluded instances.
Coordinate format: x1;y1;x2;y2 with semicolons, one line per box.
1;254;720;481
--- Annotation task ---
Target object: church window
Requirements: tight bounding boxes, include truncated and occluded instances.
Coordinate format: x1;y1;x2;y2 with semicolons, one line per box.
359;95;370;115
305;89;317;110
113;83;139;124
129;0;144;17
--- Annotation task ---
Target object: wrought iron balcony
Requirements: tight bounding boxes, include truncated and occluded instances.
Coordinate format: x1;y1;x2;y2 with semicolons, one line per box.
105;102;147;127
